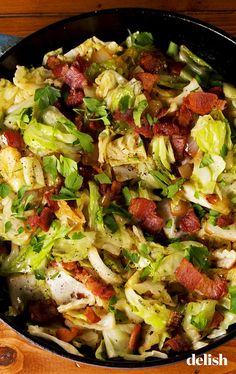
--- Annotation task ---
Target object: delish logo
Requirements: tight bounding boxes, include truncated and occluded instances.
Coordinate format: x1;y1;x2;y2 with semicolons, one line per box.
186;353;228;366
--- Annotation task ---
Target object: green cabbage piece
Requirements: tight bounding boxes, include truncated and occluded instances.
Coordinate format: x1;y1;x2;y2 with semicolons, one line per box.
125;287;171;333
0;79;19;123
4;99;34;130
28;325;82;356
105;78;142;112
103;324;133;358
64;36;122;61
183;300;216;343
52;231;96;262
13;66;56;98
191;155;226;194
150;135;175;171
95;70;127;99
191;114;232;156
0;220;70;274
88;182;104;232
126;31;154;49
23;119;81;158
106;131;147;167
95;226;135;256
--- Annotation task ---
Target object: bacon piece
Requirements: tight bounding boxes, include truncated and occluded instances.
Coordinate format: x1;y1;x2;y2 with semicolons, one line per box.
52;62;69;79
216;214;234;227
38;207;53;232
175;258;227;299
62;262;78;272
135;72;159;92
165;334;190;352
208;86;223;98
179;208;200;233
128;324;142;353
135;117;153;138
28;299;59;324
129;198;164;234
215;99;226;111
47;55;61;70
64;65;87;89
56;326;80;342
153;122;180;136
84;306;101;323
183;92;226;115
168;61;185;75
171;134;188;161
75;267;115;300
2;130;24;148
142;214;165;235
27;214;40;229
139;52;165;73
177;104;193;127
66;89;84;106
209;311;224;329
206;194;219;204
167;311;183;330
27;207;53;232
74;55;90;73
129;198;157;221
44;190;59;212
113;109;134;126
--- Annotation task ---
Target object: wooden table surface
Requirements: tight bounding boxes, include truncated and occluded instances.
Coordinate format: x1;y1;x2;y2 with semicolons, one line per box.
0;1;236;373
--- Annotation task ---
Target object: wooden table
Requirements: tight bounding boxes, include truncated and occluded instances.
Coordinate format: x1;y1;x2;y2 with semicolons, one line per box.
0;1;236;373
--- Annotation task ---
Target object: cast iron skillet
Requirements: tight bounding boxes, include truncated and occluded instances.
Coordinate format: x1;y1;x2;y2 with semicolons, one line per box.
0;8;236;369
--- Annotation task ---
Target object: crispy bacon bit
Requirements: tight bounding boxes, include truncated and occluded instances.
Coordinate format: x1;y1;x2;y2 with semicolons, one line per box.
216;99;226;111
135;72;160;92
44;190;59;212
52;62;69;79
129;198;164;234
128;324;142;353
64;66;87;89
75;266;115;300
99;180;122;207
39;207;53;232
153;122;180;136
168;61;185;75
66;89;84;106
216;214;234;227
28;299;59;324
167;311;184;329
47;55;61;70
62;262;78;272
56;326;80;342
208;86;223;98
206;194;219;204
175;258;227;300
177;104;193;127
111;180;122;196
209;311;224;329
2;130;24;148
183;92;226;115
74;54;90;73
84;306;101;323
113;109;134;126
139;52;165;73
165;334;190;352
179;208;200;233
171;134;188;161
27;207;53;232
135;117;153;138
27;214;40;229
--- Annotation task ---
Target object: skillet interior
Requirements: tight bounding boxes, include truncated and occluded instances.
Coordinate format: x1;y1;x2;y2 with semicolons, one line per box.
0;8;236;368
